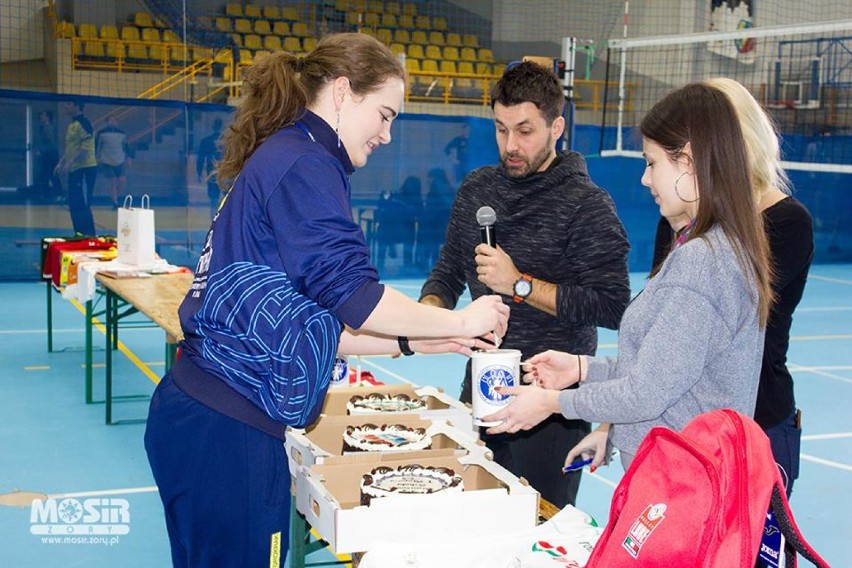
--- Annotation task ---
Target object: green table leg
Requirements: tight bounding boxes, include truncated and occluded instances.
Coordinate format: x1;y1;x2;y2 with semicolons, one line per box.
85;299;93;404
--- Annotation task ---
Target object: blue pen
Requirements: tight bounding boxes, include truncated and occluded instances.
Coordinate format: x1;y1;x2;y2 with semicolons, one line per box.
562;457;594;473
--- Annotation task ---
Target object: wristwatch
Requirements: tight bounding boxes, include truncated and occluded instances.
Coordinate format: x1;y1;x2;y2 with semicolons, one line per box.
512;273;533;304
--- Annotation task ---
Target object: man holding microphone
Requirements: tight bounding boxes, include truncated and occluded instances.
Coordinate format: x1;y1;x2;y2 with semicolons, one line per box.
420;61;630;508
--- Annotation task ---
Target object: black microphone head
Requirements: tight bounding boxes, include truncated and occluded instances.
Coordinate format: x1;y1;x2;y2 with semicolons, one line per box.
476;206;497;227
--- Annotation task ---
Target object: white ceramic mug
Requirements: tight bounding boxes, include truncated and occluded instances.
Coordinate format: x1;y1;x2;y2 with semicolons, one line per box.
471;349;521;427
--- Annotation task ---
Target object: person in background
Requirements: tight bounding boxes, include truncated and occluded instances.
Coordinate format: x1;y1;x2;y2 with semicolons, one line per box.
34;110;63;202
396;175;423;272
96;115;132;209
485;80;774;474
197;117;224;217
144;34;509;568
374;186;407;273
417;167;455;272
55;100;97;236
647;78;813;496
419;61;630;508
444;122;470;185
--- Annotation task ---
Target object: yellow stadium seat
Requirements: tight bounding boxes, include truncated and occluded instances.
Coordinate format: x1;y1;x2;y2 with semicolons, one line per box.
234;19;252;34
283;37;301;52
244;34;263;50
406;44;423;59
142;27;161;43
381;13;397;27
245;4;262;19
226;3;243;18
443;46;459;61
351;0;367;11
428;31;444;46
394;29;410;44
83;41;105;58
376;28;392;44
411;30;427;45
254;49;271;60
389;42;405;56
364;12;380;27
475;62;493;76
193;47;213;61
106;41;123;60
134;12;153;28
127;43;149;60
263;35;282;51
100;25;118;40
78;23;98;39
414;16;429;29
402;2;417;17
460;46;477;62
440;60;456;74
170;45;191;64
273;21;290;36
360;28;375;38
455;62;477;95
281;7;298;21
398;14;413;29
239;48;253;65
405;57;419;73
424;44;442;60
386;2;400;15
463;34;479;48
446;33;462;47
433;16;448;31
334;0;348;11
367;0;383;13
254;19;271;35
418;59;440;91
457;61;475;76
478;48;494;62
263;5;280;20
302;36;317;52
120;26;141;42
231;33;243;47
57;21;75;38
215;17;232;33
345;12;361;27
291;22;309;37
163;29;180;43
149;44;166;63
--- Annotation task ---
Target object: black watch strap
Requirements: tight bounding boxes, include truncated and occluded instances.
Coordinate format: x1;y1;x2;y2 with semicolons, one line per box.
398;336;415;356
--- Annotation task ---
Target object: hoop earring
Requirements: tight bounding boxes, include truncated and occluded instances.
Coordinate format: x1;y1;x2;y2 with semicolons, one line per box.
674;172;699;203
335;112;341;148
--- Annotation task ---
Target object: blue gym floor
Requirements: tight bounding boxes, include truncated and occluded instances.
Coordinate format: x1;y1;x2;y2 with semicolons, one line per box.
0;269;849;567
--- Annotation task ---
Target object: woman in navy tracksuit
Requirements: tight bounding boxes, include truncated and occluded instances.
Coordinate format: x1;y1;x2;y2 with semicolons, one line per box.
144;34;508;567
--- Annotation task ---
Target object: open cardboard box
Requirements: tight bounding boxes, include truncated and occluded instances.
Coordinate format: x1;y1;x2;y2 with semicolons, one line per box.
295;452;539;554
286;415;487;471
318;383;475;434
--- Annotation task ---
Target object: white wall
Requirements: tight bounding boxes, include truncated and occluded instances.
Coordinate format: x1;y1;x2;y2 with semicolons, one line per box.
0;0;48;63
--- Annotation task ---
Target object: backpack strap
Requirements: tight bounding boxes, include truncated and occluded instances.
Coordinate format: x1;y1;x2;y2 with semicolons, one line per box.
770;484;830;568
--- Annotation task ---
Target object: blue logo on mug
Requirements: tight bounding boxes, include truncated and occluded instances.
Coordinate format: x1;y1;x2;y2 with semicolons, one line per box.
477;365;515;405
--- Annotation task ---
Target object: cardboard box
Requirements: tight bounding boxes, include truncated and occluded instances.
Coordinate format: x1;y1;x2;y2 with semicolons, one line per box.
295;452;539;554
318;383;475;433
286;415;486;472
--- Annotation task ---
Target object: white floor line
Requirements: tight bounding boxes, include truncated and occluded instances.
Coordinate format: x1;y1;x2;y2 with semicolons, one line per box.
789;365;852;371
358;357;416;385
797;306;852;312
47;486;159;499
790;334;852;341
809;274;852;285
800;454;852;473
790;366;852;385
802;432;852;441
588;471;619;489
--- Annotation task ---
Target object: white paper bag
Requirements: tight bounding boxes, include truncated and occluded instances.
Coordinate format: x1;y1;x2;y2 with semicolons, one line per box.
117;194;156;266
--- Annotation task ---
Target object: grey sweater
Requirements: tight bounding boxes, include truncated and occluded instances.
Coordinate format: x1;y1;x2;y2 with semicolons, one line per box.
559;225;765;455
420;152;631;360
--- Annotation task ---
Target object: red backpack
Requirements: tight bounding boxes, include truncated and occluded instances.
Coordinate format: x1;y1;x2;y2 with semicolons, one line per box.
586;409;830;567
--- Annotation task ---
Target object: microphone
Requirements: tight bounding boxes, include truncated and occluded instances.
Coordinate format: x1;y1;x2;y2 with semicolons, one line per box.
476;206;497;248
